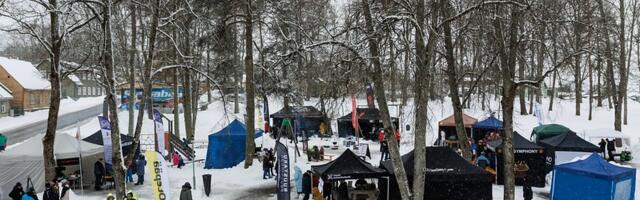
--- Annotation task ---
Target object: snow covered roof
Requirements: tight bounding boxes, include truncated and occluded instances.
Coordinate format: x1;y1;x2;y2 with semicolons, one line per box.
68;74;83;86
0;82;12;99
0;57;50;90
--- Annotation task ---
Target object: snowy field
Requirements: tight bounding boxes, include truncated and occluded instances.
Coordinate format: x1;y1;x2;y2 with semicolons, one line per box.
20;94;640;199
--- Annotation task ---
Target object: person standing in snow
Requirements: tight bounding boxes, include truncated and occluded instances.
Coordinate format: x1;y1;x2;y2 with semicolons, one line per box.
380;140;389;161
179;182;193;200
599;139;607;159
126;159;135;183
8;182;24;200
523;176;533;200
262;154;271;179
302;171;312;200
172;152;180;167
607;139;616;161
135;155;146;185
42;182;58;200
94;159;105;190
337;181;348;200
0;133;7;151
322;181;332;200
293;165;303;197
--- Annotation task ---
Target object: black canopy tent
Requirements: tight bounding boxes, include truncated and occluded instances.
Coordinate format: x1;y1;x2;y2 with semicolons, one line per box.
83;130;139;158
488;132;546;187
311;149;390;199
270;106;325;136
381;147;493;200
337;108;399;139
538;132;602;167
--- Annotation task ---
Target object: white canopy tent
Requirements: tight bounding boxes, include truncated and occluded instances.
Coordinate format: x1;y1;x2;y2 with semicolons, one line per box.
0;133;104;194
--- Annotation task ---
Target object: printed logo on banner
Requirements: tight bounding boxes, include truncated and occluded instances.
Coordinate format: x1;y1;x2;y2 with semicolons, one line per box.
153;109;166;156
276;141;290;200
146;151;171;200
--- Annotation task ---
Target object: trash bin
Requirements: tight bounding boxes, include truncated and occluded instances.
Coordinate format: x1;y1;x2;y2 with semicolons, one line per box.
203;174;212;196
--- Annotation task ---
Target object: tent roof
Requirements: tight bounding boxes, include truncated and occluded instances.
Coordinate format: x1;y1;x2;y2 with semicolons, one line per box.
1;133;103;159
531;124;573;140
83;130;134;147
473;115;503;130
381;147;491;182
338;107;398;121
438;113;478;128
538;132;602;152
556;153;635;180
211;119;254;136
491;132;543;150
270;106;324;119
311;149;387;180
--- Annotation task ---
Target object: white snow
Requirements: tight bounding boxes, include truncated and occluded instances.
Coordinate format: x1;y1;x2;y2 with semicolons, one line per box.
68;74;83;86
0;82;12;98
0;57;50;90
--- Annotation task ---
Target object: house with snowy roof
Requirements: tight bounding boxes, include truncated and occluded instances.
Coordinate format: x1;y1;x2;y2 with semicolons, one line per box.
37;60;104;99
0;57;51;113
0;82;12;117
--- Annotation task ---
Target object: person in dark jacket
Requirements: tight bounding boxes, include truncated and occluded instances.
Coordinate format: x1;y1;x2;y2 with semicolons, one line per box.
302;171;312;200
263;156;272;179
523;177;533;200
179;182;193;200
607;139;616;161
23;187;38;200
8;182;24;200
599;139;607;159
135;155;147;185
94;158;105;190
322;181;332;200
337;181;349;200
42;182;59;200
60;182;70;200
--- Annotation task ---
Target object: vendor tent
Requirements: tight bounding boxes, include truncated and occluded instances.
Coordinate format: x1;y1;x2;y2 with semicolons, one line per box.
472;115;503;142
204;119;263;169
531;124;573;142
0;134;104;194
488;132;546;187
582;128;631;148
83;130;138;157
337;108;399;139
551;153;636;200
311;149;387;181
538;132;602;166
436;113;478;143
381;147;492;200
270;106;325;136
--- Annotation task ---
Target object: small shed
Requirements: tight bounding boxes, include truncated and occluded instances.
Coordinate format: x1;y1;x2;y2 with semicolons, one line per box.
551;153;636;200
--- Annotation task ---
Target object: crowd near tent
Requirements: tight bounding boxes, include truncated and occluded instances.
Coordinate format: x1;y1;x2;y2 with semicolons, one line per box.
437;113;478;143
0;134;104;194
472;115;503;142
312;149;388;181
337;108;399;139
538;132;602;166
270;106;325;136
205;119;263;169
530;124;573;142
381;147;493;200
487;132;546;187
83;130;139;157
551;153;636;200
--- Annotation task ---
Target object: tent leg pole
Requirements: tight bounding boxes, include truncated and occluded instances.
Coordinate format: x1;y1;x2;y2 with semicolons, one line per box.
387;177;389;200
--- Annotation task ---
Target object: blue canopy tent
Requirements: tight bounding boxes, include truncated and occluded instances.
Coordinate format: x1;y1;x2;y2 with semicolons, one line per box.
205;119;263;169
551;153;636;200
472;115;503;142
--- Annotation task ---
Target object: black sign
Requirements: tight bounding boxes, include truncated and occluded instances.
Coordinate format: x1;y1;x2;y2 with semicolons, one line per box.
56;158;80;166
276;141;290;200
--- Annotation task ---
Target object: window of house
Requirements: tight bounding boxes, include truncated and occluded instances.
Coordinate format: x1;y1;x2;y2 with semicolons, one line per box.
1;103;6;113
92;87;96;96
82;87;87;96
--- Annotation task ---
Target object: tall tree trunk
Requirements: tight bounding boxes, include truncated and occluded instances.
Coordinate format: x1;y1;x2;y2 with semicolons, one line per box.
361;0;411;199
126;0;159;164
614;0;626;131
43;0;62;181
102;0;126;196
173;68;180;138
597;56;603;107
443;0;472;161
518;46;527;115
128;3;136;136
548;39;558;111
243;0;256;168
183;69;194;140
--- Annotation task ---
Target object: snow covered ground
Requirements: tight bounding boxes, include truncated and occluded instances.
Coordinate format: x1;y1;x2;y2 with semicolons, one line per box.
28;94;640;199
0;96;106;133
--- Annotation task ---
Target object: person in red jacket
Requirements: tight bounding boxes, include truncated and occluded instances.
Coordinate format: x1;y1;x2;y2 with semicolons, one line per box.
394;129;401;143
378;130;385;142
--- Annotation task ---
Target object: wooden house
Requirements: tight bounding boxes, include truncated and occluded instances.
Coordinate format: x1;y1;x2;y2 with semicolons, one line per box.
0;57;50;113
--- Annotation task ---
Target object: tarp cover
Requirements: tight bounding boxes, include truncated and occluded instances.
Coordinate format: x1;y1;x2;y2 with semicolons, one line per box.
83;130;137;156
438;113;478;128
538;132;602;153
311;149;387;181
551;153;636;200
473;115;503;130
531;124;573;141
204;119;263;169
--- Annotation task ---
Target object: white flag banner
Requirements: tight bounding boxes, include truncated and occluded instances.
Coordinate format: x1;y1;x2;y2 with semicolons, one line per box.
98;116;113;165
153;109;166;156
534;102;544;125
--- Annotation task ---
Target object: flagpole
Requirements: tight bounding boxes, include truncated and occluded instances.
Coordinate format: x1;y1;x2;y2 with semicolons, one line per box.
76;122;84;197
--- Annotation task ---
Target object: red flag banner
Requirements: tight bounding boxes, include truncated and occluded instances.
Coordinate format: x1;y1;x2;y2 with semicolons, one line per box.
351;96;358;131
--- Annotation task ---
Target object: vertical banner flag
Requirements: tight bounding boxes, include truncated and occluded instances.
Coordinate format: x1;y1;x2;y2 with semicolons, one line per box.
366;84;375;108
153;109;166;155
534;102;544;125
276;141;290;200
98;116;113;165
351;96;358;131
263;96;270;132
146;151;171;200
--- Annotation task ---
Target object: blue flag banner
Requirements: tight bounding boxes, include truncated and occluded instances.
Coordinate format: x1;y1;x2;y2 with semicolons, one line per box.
153;109;166;156
276;141;290;200
98;116;113;165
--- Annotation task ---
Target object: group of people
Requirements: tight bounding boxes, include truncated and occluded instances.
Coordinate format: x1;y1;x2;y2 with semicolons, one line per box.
377;129;400;161
94;155;147;191
292;165;354;200
105;190;138;200
261;148;276;179
7;179;71;200
307;145;325;162
172;152;186;169
598;138;618;161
